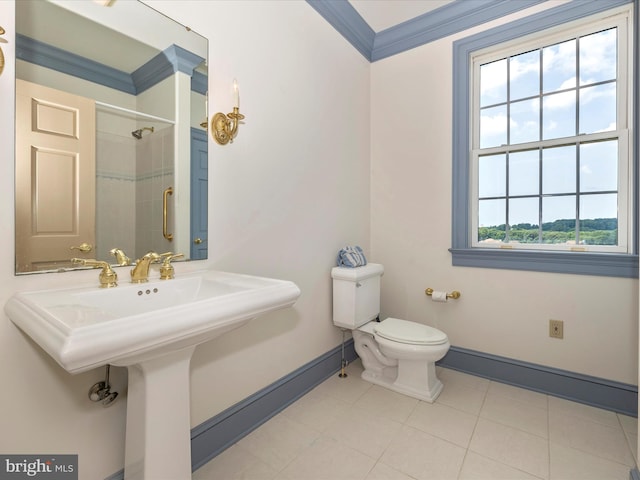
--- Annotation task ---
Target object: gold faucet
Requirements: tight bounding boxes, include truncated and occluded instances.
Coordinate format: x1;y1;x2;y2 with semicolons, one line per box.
130;252;161;283
109;248;131;266
158;252;184;280
71;258;118;288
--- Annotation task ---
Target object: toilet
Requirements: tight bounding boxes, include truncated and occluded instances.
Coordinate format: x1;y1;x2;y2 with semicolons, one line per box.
331;263;450;402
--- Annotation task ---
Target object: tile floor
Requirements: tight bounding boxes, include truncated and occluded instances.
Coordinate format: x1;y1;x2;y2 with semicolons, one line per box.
193;360;638;480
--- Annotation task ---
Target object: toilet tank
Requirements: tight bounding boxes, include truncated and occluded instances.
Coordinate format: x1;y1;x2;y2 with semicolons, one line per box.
331;263;384;329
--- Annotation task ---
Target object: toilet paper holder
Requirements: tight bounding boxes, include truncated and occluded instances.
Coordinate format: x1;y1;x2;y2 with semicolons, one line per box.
425;288;461;300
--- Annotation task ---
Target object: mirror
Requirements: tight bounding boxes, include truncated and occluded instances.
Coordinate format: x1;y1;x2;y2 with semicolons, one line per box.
14;0;208;274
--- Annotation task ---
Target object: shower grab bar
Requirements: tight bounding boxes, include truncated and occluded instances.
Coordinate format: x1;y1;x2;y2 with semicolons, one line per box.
163;187;173;242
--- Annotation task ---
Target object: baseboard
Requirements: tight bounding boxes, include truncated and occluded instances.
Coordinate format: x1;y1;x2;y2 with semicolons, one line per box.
190;339;358;471
438;346;638;417
106;340;637;479
105;339;357;479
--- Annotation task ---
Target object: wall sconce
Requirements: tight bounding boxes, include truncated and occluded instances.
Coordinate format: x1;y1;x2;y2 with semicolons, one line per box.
212;79;245;145
0;26;6;77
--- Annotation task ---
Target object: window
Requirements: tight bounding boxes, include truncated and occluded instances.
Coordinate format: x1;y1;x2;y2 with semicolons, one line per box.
451;0;637;277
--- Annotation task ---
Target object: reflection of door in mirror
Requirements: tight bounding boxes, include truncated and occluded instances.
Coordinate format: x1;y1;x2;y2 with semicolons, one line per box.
15;79;96;273
190;128;208;260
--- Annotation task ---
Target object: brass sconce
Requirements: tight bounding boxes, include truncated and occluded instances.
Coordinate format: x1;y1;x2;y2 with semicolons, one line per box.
212;79;245;145
0;26;6;77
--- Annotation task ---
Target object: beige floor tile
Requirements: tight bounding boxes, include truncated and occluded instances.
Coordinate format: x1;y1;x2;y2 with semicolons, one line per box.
313;363;371;405
549;410;635;467
193;443;279;480
618;413;638;435
406;401;478;448
195;366;638;480
364;462;415;480
281;388;352;432
435;375;488;415
380;425;467;480
459;451;543;479
354;384;419;423
438;368;491;392
549;396;620;428
469;418;549;479
237;413;321;471
550;443;632;480
487;381;548;409
278;436;375;480
480;391;548;438
323;405;403;459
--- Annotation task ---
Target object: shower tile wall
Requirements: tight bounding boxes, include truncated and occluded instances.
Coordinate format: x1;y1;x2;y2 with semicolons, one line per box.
135;126;175;257
96;131;136;261
96;125;174;262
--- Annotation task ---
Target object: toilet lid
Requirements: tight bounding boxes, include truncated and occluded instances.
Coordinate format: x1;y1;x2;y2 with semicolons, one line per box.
374;318;448;346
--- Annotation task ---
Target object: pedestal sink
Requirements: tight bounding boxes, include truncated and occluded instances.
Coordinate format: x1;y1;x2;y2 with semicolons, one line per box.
5;269;301;479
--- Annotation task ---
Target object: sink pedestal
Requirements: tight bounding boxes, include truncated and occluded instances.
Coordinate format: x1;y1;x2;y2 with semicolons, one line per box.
123;346;196;480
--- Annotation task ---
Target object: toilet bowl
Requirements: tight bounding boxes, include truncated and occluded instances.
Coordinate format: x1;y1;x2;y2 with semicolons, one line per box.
331;262;450;403
353;317;449;402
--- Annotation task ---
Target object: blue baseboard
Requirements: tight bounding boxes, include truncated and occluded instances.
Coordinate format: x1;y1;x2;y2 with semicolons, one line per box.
105;339;357;480
438;346;638;417
190;339;358;471
106;341;637;479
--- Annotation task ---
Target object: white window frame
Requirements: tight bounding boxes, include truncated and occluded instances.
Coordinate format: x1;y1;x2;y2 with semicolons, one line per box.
469;10;632;254
450;0;638;277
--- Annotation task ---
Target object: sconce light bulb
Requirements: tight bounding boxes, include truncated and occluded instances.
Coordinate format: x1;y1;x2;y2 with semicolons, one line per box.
233;79;239;108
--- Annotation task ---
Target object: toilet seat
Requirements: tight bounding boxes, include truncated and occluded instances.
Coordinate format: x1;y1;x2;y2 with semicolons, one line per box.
374;317;448;346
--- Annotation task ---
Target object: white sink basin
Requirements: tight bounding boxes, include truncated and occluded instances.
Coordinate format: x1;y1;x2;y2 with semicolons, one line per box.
6;268;301;479
5;269;301;373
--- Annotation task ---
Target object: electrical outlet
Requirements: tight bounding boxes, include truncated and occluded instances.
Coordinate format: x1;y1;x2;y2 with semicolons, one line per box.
549;319;564;339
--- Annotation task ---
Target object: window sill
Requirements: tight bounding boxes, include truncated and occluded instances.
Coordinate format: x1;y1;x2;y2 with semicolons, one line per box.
449;248;638;278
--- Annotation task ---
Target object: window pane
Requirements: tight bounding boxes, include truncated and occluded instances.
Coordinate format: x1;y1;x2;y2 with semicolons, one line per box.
478;154;506;197
510;98;539;144
478;199;506;243
579;83;616;134
543;91;576;139
510;50;539;101
580;28;617;86
509;197;540;243
480;58;507;107
542;195;577;244
509;150;539;196
480;105;507;148
580;140;617;192
579;194;617;245
543;39;576;93
542;145;576;194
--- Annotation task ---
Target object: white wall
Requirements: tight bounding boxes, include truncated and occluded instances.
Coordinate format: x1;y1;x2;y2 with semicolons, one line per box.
370;3;639;385
0;1;370;478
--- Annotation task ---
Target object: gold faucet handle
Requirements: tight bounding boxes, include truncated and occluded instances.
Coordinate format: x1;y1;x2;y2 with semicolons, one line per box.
71;258;118;288
158;252;184;280
109;248;131;266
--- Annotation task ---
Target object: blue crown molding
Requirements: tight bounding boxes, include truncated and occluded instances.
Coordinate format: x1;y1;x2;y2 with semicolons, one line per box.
306;0;375;61
372;0;546;62
306;0;547;62
191;71;208;96
16;34;136;94
15;35;206;96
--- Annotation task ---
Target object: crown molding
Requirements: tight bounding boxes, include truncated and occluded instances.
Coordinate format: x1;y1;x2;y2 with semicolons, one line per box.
306;0;375;61
16;34;206;95
307;0;547;62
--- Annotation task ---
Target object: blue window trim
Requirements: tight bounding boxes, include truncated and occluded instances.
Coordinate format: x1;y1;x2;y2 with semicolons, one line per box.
451;0;639;278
